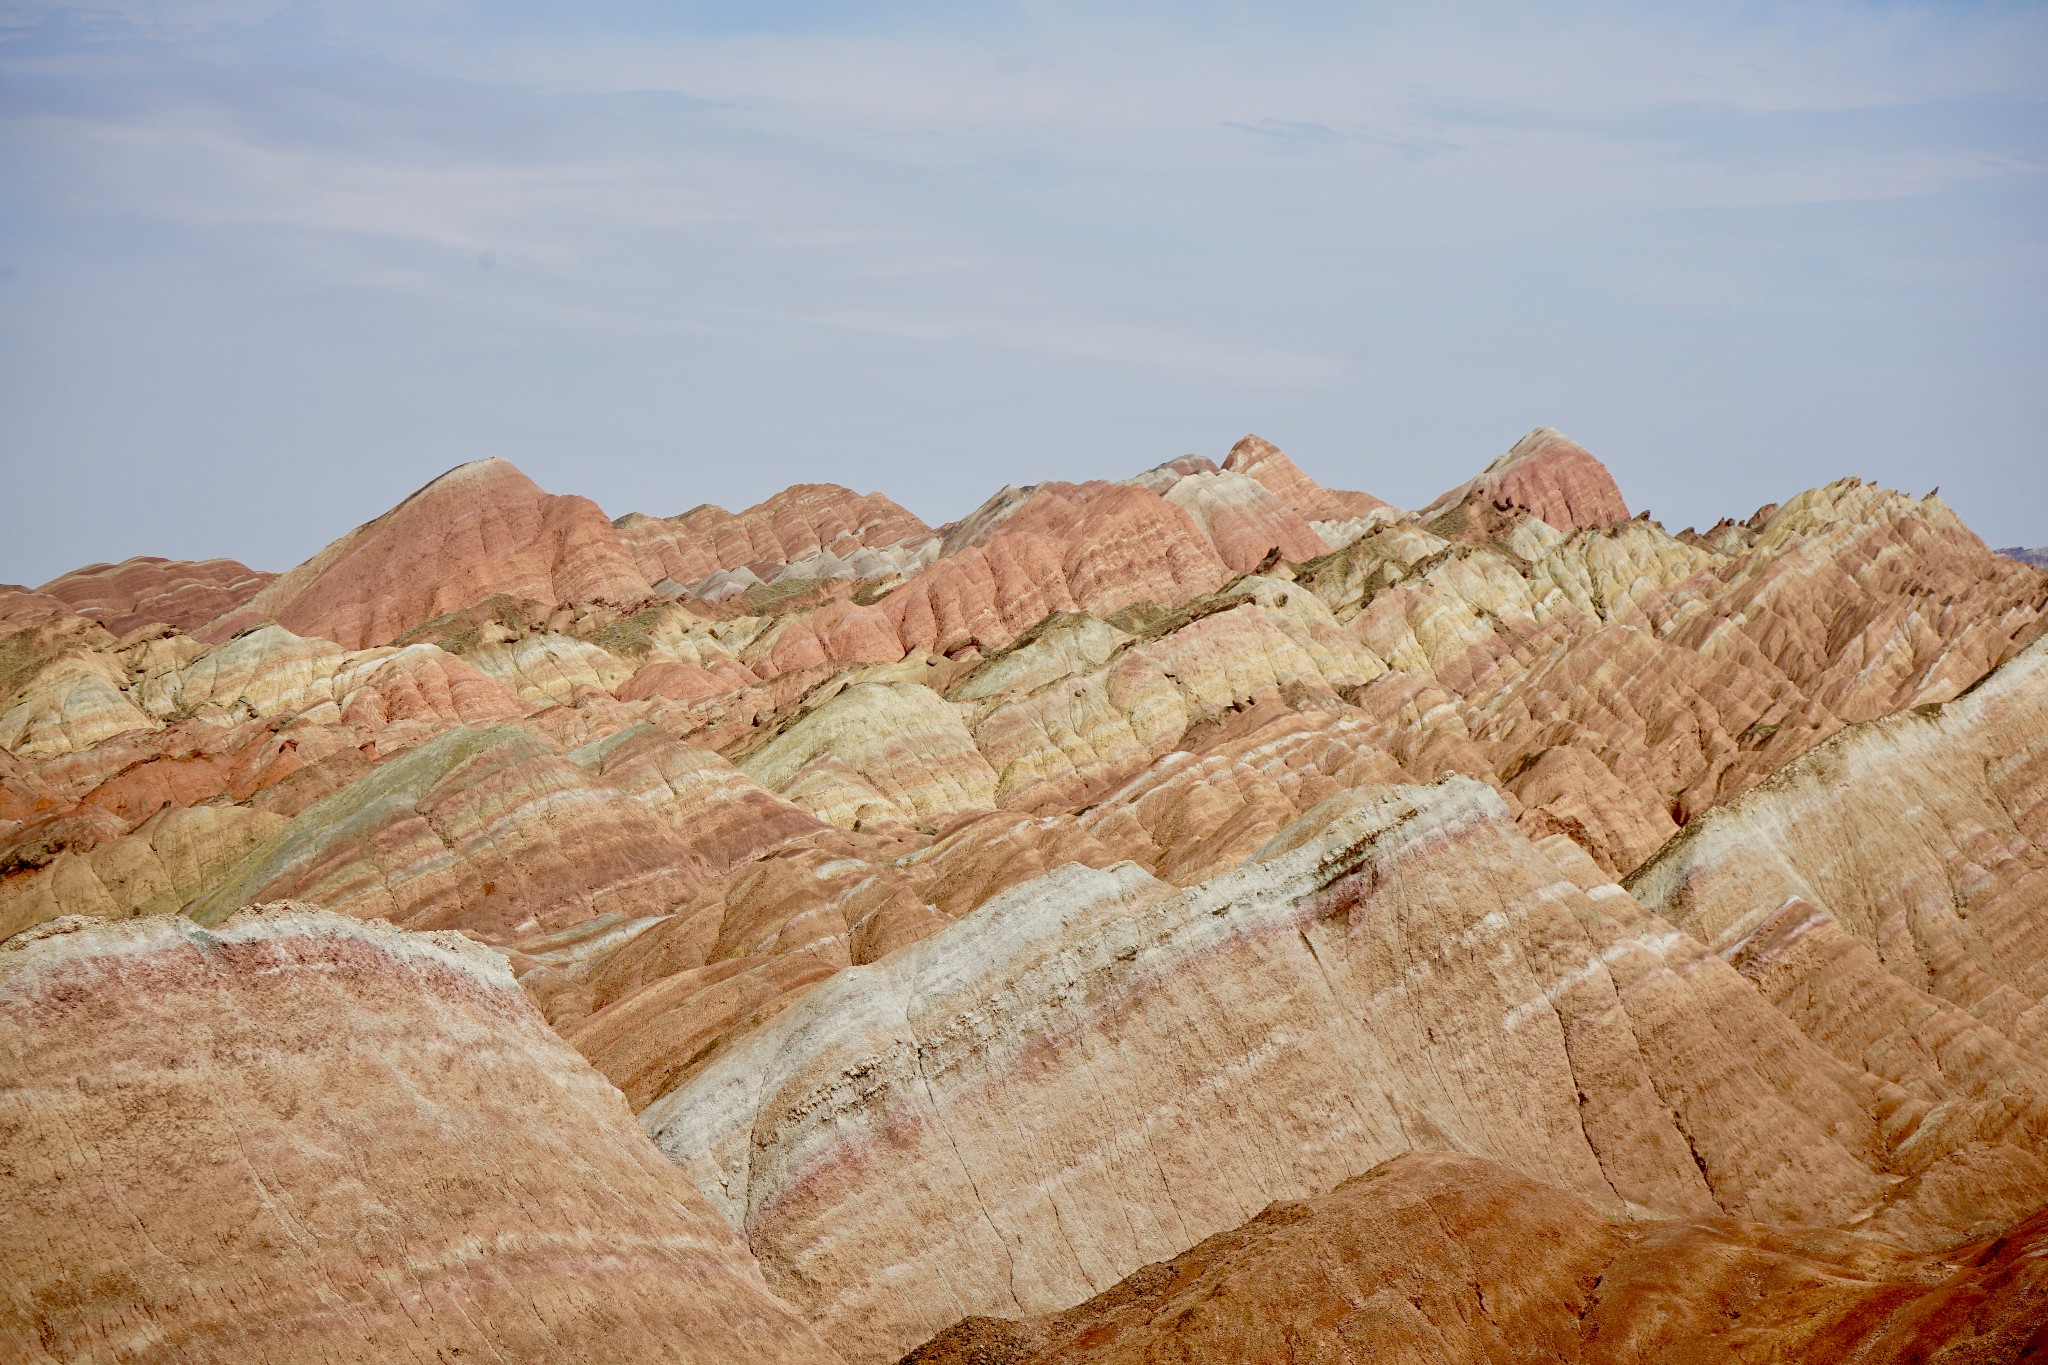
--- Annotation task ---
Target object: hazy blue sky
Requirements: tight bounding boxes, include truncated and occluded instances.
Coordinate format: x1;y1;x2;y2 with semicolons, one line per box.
2;1;2045;584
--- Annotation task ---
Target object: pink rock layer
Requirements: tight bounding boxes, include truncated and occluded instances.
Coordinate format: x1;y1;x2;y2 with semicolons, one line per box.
616;483;932;586
642;775;2048;1360
204;458;655;648
2;431;2044;1362
38;556;276;636
1421;426;1631;530
1222;433;1390;522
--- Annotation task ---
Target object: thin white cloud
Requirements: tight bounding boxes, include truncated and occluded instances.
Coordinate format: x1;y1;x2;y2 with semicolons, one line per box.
0;1;2045;578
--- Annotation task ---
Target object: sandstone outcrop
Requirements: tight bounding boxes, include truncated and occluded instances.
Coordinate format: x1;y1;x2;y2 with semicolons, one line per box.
181;724;718;939
1155;465;1330;569
1628;634;2048;1248
0;802;287;939
1419;426;1630;532
741;680;999;830
205;458;654;649
616;483;933;592
0;583;85;634
904;1150;2048;1365
38;555;274;635
1221;434;1390;524
0;616;158;757
5;430;2046;1362
640;776;2014;1360
1630;633;2048;1019
0;904;840;1364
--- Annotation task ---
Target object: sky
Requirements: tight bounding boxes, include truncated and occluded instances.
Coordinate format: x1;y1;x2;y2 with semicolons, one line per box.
1;1;2045;585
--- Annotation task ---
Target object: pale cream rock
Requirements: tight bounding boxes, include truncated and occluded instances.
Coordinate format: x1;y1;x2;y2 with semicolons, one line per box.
741;681;999;829
0;803;288;939
184;723;712;939
465;630;638;705
644;778;1890;1362
0;652;157;756
1158;467;1329;569
1631;635;2048;1038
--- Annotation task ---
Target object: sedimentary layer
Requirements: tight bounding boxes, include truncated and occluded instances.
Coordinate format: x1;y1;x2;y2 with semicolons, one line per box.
38;556;275;636
640;775;2038;1360
0;904;840;1364
3;427;2046;1363
903;1150;2048;1365
203;458;655;649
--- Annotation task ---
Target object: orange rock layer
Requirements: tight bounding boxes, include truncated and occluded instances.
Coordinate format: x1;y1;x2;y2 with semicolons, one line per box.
904;1150;2048;1365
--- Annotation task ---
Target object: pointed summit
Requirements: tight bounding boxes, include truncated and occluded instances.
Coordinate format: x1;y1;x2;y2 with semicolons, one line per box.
1222;435;1390;523
202;458;652;648
1421;428;1629;532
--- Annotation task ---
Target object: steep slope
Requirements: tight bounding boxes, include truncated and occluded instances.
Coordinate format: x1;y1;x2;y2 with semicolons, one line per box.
205;458;653;649
1631;634;2048;1018
1146;461;1332;568
639;777;2035;1361
905;1151;2048;1365
0;904;840;1365
3;426;2046;1363
1221;433;1391;524
6;459;2042;1132
1629;635;2048;1245
179;724;717;939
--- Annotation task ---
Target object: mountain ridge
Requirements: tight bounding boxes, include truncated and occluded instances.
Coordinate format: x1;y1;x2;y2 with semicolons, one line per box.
3;425;2045;1364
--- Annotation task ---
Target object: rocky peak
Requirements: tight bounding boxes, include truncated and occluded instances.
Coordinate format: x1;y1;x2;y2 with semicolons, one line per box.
201;457;654;650
1421;427;1630;532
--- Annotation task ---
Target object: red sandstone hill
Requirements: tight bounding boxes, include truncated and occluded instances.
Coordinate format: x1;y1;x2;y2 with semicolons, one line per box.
39;556;275;636
1;906;841;1364
1421;425;1631;531
616;483;933;587
1223;432;1390;523
3;426;2045;1364
903;1151;2048;1365
202;457;655;649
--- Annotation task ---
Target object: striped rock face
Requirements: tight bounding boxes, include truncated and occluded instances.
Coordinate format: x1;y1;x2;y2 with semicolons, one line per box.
614;482;934;592
36;556;275;637
638;775;2043;1360
0;903;839;1365
203;458;656;650
1629;635;2048;1249
1221;432;1390;524
903;1150;2048;1365
1419;426;1631;533
3;431;2046;1362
